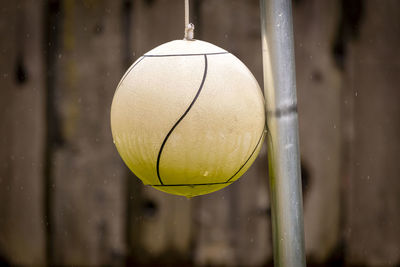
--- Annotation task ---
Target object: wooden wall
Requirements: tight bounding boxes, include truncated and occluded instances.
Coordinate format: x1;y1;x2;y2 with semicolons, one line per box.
0;0;46;265
344;0;400;265
0;0;399;266
49;1;126;265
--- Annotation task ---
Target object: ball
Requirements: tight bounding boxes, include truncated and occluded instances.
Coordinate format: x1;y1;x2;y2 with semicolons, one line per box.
111;39;265;197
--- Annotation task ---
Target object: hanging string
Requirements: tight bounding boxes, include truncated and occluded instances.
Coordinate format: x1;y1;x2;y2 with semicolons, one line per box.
185;0;189;28
184;0;195;40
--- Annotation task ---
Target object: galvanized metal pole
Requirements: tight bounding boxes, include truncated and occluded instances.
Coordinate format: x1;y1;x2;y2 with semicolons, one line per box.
260;0;306;266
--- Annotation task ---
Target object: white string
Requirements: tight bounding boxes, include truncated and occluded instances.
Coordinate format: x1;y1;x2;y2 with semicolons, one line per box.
185;0;189;28
184;0;194;40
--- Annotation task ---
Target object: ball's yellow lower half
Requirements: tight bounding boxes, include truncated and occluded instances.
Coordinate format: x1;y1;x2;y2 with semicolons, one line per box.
111;40;265;197
149;131;264;198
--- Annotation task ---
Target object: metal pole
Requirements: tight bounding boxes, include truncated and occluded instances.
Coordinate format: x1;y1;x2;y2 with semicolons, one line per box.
260;0;306;266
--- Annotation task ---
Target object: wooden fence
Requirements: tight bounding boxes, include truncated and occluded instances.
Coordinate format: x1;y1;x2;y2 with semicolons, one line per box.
0;0;399;266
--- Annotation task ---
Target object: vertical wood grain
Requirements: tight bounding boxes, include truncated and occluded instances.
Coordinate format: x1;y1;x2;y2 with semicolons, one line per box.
293;0;343;262
194;1;271;266
0;0;46;264
345;0;400;265
51;0;126;265
127;1;193;264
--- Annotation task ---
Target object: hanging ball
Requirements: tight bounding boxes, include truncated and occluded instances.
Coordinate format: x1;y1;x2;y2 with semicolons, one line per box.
111;39;265;197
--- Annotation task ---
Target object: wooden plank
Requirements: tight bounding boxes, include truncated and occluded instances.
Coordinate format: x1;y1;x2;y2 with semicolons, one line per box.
51;0;126;265
292;0;342;262
127;1;193;264
0;0;46;264
194;1;271;266
345;0;400;265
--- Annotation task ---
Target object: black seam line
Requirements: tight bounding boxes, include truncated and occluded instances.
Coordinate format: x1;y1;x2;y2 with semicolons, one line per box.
147;181;235;187
225;127;266;183
156;54;208;185
143;52;229;57
116;56;145;90
267;104;298;118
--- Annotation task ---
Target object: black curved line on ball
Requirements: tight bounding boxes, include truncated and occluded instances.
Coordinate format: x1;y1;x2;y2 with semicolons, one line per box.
116;56;145;90
149;181;234;187
144;52;229;57
225;128;265;183
156;54;208;185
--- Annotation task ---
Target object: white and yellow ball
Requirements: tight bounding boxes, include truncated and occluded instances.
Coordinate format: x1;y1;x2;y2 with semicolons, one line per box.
111;39;265;197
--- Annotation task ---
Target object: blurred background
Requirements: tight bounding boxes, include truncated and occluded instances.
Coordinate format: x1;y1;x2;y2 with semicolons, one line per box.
1;0;399;266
